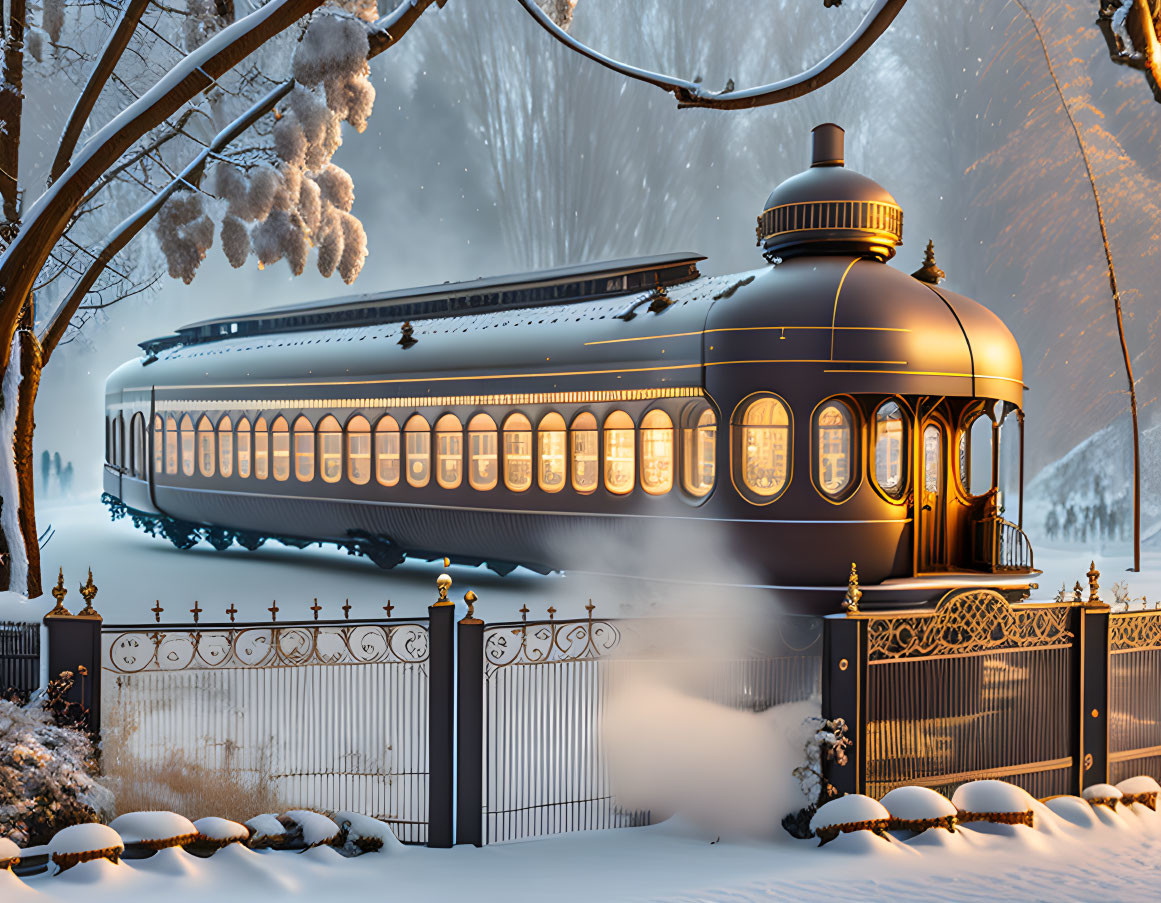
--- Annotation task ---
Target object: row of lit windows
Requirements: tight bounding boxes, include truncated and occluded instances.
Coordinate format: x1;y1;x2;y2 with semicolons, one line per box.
107;396;998;505
122;406;719;498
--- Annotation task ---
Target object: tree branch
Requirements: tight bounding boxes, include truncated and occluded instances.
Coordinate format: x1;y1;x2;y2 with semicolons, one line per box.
39;0;442;361
0;0;338;369
51;0;153;184
512;0;907;110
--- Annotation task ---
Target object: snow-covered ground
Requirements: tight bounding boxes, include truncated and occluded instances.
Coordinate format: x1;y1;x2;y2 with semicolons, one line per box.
9;803;1161;902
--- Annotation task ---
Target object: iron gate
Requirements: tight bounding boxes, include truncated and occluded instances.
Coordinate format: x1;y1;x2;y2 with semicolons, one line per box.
1109;609;1161;784
102;616;433;842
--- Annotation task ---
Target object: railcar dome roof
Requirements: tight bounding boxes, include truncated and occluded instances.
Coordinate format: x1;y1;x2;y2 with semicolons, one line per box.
758;123;903;262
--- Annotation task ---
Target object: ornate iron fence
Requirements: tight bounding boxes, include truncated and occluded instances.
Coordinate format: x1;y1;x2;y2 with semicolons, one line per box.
102;616;435;842
827;588;1081;800
0;621;39;699
1109;609;1161;784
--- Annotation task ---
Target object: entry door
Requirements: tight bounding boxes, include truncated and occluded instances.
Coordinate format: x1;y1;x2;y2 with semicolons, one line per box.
920;422;947;570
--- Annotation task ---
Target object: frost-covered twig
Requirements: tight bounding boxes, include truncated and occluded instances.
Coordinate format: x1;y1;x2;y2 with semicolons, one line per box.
513;0;907;109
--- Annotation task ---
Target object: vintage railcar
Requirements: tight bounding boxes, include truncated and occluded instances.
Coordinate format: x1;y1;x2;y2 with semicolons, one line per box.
103;124;1037;611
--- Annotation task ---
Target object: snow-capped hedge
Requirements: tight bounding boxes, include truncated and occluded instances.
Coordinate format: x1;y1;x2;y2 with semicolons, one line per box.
0;836;19;869
48;823;123;872
1081;783;1123;809
110;811;198;850
336;811;403;855
950;780;1034;827
1045;795;1101;829
244;813;286;848
193;816;249;849
879;786;958;833
1116;776;1160;810
809;794;890;843
281;810;340;848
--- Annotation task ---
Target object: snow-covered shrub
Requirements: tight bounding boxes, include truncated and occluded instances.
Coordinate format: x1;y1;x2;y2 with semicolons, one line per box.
48;823;123;872
1045;795;1101;828
193;816;249;850
245;813;286;848
1082;783;1123;809
808;794;890;845
783;715;851;838
0;695;113;846
109;811;197;850
951;780;1034;827
279;810;340;848
1116;775;1160;810
336;811;402;855
879;786;958;833
0;836;19;868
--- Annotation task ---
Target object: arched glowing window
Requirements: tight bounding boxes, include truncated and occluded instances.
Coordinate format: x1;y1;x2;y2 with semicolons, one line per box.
271;416;290;481
131;413;146;478
405;414;431;488
116;414;125;466
503;413;532;492
682;404;716;497
165;415;179;475
218;416;234;478
254;416;269;480
738;396;789;498
603;410;635;495
815;400;855;499
318;415;342;483
468;413;498;491
347;415;371;485
236;417;252;478
570;412;598;494
375;415;400;486
873;400;906;500
640;409;674;495
180;414;196;476
105;416;111;465
959;412;993;497
538;412;566;493
293;416;315;482
153;415;164;475
435;414;463;489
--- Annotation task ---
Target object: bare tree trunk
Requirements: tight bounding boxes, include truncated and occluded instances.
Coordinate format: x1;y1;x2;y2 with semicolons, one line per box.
13;329;40;597
0;0;25;240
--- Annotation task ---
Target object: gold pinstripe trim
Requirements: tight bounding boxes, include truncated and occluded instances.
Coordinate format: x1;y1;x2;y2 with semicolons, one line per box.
822;368;1024;386
582;325;911;346
148;387;705;413
830;258;861;361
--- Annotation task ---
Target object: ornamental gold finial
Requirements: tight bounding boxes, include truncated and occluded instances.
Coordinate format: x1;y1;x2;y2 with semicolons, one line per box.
77;569;101;619
47;568;71;617
911;239;945;285
435;567;453;606
461;590;480;624
1087;561;1102;607
1073;581;1085;604
842;562;862;614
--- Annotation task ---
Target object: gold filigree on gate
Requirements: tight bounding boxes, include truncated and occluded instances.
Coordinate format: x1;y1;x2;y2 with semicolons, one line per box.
866;589;1073;662
1110;610;1161;653
105;622;429;673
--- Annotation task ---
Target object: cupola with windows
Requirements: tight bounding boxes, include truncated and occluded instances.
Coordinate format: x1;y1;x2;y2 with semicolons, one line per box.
757;123;903;262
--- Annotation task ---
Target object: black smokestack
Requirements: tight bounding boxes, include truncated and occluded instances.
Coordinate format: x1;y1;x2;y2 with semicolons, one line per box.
811;123;844;167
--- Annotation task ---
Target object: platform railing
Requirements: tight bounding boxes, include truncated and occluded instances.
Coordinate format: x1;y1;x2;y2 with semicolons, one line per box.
973;514;1034;572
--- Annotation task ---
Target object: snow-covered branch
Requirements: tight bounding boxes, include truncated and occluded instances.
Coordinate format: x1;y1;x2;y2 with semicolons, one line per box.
40;0;440;360
512;0;908;109
50;0;153;185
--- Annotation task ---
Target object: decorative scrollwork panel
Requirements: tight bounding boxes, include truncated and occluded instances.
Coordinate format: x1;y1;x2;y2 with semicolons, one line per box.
104;621;429;673
484;618;621;674
1110;611;1161;653
867;590;1073;662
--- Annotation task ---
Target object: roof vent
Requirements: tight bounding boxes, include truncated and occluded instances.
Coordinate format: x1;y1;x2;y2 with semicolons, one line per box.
757;123;904;262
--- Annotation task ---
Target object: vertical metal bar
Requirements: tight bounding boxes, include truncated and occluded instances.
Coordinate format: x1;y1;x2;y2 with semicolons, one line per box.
427;603;454;848
822;613;864;796
1080;606;1110;790
456;613;484;846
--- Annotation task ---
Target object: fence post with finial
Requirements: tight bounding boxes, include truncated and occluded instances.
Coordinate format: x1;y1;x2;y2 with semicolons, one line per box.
1078;562;1111;791
43;569;103;736
427;559;455;848
456;589;484;847
821;561;867;797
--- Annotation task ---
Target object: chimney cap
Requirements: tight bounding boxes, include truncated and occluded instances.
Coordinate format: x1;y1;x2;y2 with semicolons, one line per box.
811;123;845;167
